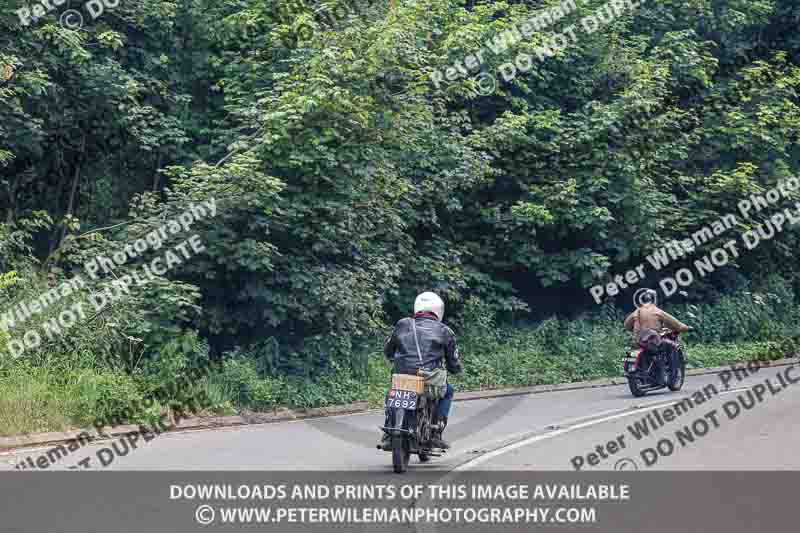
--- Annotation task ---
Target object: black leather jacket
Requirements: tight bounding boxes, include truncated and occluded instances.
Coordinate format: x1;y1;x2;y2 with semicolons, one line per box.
384;315;462;375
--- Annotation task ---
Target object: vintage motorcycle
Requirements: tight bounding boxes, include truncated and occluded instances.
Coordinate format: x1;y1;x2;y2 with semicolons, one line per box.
623;328;686;397
377;369;447;473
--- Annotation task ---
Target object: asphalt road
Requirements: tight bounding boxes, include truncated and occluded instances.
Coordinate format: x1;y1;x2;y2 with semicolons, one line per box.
2;361;798;472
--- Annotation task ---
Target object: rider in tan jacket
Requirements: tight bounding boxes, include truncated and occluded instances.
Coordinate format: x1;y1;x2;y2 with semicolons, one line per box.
623;290;690;385
624;302;690;340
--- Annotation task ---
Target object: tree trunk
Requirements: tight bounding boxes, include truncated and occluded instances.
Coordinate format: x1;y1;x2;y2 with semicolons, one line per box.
48;143;68;257
57;134;87;248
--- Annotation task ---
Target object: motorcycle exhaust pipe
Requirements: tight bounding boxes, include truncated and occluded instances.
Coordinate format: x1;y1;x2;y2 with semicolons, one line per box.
638;385;663;392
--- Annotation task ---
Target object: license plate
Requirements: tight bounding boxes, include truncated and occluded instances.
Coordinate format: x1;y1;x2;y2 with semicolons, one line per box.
385;389;418;409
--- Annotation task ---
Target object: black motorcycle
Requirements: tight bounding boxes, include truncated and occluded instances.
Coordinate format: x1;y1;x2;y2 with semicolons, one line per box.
378;372;446;473
623;328;686;397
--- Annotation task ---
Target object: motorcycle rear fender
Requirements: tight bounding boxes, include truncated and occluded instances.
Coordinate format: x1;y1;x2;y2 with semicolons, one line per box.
388;407;416;436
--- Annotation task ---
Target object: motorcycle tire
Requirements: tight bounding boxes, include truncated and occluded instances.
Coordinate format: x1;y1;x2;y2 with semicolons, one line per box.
392;437;410;473
668;356;686;392
418;412;432;463
628;377;646;397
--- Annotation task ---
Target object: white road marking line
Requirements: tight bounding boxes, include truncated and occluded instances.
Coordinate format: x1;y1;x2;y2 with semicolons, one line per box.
718;386;750;396
454;398;681;471
454;386;751;471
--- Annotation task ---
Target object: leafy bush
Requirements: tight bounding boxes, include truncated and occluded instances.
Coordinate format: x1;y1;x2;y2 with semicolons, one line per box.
4;280;800;435
0;362;149;436
67;371;149;428
247;379;286;410
675;275;800;344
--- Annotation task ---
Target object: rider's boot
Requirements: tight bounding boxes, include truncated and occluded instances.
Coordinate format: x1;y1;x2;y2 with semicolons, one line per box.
430;417;450;449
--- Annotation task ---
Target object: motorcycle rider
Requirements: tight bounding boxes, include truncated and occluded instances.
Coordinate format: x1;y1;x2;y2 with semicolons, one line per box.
623;289;690;385
381;292;462;449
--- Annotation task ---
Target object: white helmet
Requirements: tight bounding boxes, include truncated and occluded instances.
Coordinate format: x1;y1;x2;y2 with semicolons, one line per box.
414;292;444;321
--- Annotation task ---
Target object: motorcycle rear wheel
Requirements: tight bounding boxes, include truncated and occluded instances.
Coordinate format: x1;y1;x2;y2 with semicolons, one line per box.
628;377;646;397
392;437;410;473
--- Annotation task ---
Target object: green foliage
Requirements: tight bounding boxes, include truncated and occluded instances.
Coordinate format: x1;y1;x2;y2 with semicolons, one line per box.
1;0;800;433
0;361;148;435
451;282;800;392
672;275;800;344
66;371;150;428
0;361;74;436
205;283;800;414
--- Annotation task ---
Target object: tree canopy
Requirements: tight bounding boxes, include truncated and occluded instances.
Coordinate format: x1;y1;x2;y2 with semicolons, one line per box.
2;0;799;377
